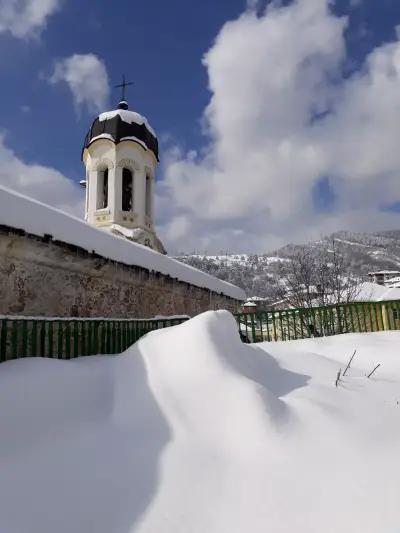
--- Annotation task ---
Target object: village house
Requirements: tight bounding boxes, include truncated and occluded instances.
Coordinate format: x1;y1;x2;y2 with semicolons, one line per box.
368;270;400;286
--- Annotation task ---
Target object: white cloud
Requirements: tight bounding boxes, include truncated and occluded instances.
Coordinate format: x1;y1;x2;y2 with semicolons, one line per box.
49;54;110;114
164;214;192;242
0;135;84;216
160;0;400;253
0;0;61;38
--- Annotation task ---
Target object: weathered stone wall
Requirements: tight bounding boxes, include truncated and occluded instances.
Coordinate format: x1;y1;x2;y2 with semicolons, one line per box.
0;229;241;318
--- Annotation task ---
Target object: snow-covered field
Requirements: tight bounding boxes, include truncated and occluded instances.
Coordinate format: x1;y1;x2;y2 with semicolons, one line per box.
1;311;399;532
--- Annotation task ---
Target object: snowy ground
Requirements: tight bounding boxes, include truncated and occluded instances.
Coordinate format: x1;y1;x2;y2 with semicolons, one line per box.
1;311;399;533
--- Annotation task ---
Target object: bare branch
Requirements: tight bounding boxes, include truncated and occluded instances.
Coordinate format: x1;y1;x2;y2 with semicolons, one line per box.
342;350;357;377
367;364;381;379
335;368;342;388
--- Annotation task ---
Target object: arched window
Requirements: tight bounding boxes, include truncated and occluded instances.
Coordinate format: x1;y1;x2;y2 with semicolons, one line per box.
122;168;133;212
145;175;152;218
97;168;108;209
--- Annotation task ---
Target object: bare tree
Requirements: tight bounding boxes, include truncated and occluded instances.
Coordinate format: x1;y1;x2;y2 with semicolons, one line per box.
273;239;361;310
271;240;362;337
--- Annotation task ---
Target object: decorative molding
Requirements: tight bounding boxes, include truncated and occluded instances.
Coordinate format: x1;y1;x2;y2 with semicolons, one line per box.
117;158;140;171
120;212;138;224
90;158;114;171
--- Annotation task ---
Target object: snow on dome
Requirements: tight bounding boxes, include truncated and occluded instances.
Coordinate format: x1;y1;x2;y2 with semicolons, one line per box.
0;186;245;301
88;133;115;143
98;108;156;138
119;135;148;150
83;100;159;160
117;99;129;110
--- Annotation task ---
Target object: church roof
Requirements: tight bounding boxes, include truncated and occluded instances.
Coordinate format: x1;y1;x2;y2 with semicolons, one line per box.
82;100;159;160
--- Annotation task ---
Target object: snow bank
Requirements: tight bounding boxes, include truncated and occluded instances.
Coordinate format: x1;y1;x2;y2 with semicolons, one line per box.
1;310;399;532
0;185;244;300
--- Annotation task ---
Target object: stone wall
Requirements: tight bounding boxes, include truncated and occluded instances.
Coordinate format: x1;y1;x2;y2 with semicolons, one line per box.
0;228;240;318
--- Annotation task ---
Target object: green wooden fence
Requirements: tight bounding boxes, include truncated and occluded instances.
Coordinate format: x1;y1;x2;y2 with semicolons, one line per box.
236;299;400;343
1;300;400;362
0;316;189;362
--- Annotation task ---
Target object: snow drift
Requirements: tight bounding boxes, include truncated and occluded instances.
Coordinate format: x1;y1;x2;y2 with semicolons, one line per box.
1;311;400;532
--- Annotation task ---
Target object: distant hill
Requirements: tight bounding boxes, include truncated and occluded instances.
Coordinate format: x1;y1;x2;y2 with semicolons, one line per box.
176;230;400;302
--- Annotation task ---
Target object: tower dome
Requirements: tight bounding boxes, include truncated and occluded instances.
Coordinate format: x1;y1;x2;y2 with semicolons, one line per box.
82;100;159;160
81;98;165;254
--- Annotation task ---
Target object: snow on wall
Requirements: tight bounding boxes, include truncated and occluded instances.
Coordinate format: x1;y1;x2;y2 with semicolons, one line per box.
0;186;245;301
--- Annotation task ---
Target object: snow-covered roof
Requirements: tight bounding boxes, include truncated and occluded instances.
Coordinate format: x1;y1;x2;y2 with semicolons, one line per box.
0;186;245;301
387;282;400;288
355;282;400;302
243;301;257;307
386;276;400;283
368;270;400;276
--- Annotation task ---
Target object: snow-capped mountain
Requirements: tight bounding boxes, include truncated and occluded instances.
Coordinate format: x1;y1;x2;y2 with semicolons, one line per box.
176;230;400;301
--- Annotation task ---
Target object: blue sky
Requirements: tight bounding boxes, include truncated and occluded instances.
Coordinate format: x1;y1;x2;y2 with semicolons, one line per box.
1;0;400;253
0;0;246;181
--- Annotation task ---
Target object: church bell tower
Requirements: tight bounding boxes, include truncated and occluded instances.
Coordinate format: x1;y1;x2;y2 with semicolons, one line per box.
81;80;166;254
